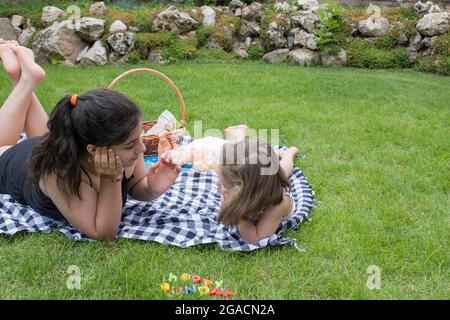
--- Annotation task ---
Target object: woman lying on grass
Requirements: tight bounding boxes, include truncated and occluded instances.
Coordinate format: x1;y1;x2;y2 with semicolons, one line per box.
0;40;180;241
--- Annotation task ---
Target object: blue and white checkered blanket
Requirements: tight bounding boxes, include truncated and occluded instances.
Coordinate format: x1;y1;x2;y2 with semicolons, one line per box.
0;138;316;251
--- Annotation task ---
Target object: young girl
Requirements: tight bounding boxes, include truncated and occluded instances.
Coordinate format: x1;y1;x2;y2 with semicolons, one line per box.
219;139;299;243
163;127;299;244
0;40;180;241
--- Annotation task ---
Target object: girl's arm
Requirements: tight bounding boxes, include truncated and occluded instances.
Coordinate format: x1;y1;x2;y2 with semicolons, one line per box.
237;195;292;244
128;153;180;201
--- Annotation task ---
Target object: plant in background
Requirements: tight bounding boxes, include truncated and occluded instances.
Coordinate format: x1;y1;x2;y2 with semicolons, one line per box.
247;44;265;60
162;38;199;61
314;1;349;55
415;33;450;76
134;32;174;59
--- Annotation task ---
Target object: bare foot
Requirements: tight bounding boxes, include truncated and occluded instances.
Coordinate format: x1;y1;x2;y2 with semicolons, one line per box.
12;45;45;86
0;39;21;84
225;124;250;143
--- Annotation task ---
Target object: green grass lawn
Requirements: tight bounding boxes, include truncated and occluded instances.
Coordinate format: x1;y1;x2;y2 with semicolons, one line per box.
0;61;448;299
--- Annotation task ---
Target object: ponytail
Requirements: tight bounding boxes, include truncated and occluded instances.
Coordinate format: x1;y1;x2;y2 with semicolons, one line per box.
28;95;83;198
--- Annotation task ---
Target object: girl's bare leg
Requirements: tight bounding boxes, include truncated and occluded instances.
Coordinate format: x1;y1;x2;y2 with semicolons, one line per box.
0;44;45;147
278;147;298;177
0;39;48;138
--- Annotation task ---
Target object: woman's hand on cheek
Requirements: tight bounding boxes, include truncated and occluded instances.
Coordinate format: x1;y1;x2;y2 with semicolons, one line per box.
93;147;124;180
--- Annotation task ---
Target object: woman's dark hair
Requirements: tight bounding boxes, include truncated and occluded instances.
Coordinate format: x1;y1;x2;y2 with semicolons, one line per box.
27;88;142;198
217;138;291;226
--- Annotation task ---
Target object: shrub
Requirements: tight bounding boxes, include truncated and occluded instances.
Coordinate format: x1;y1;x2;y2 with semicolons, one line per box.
134;32;174;59
346;38;409;69
415;33;450;76
196;26;213;48
393;47;410;68
197;48;237;61
162;38;198;61
209;15;239;52
104;7;136;30
314;1;350;53
127;50;141;64
376;30;399;50
135;10;158;33
432;33;450;57
247;44;265;60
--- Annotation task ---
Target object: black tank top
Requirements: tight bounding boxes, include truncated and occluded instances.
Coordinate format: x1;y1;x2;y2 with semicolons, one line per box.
0;136;134;220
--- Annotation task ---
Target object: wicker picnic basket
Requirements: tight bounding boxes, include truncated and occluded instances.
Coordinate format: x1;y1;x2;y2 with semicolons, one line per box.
108;68;187;156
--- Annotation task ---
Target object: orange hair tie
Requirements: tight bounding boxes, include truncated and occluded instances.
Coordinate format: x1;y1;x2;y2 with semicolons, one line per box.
70;94;78;107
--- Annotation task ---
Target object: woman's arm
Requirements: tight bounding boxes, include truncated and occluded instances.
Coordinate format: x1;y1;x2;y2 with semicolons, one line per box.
237;195;292;244
45;175;123;242
45;147;125;242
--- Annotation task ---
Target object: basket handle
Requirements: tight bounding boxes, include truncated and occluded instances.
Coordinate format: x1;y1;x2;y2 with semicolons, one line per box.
107;68;187;128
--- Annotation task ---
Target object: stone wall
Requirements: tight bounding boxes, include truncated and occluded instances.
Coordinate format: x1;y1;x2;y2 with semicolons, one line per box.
0;1;449;70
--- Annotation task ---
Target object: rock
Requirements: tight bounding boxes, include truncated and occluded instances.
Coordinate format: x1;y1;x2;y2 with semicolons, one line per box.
265;21;289;50
10;15;24;28
241;2;264;21
287;35;294;48
214;6;232;16
0;18;18;41
421;36;438;48
290;11;319;33
229;0;244;10
357;16;390;37
129;26;140;33
409;31;423;51
109;52;129;64
235;8;242;17
239;20;261;38
245;37;252;48
406;47;419;64
233;43;248;59
413;1;428;14
398;31;409;46
62;59;75;67
321;49;347;67
107;32;134;55
274;2;292;13
207;37;222;50
18;25;35;46
148;50;165;65
201;6;216;26
416;12;450;37
178;30;197;40
78;40;107;65
89;2;107;16
32;20;87;64
152;6;199;34
290;28;318;50
288;48;320;66
262;49;289;63
296;0;319;12
41;6;66;27
75;17;105;42
109;20;127;33
413;1;441;14
427;3;442;13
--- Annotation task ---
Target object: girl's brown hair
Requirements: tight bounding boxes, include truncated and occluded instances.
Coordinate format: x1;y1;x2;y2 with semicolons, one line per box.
217;138;290;226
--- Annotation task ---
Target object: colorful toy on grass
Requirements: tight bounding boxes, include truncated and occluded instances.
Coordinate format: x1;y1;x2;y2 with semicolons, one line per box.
160;272;235;299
